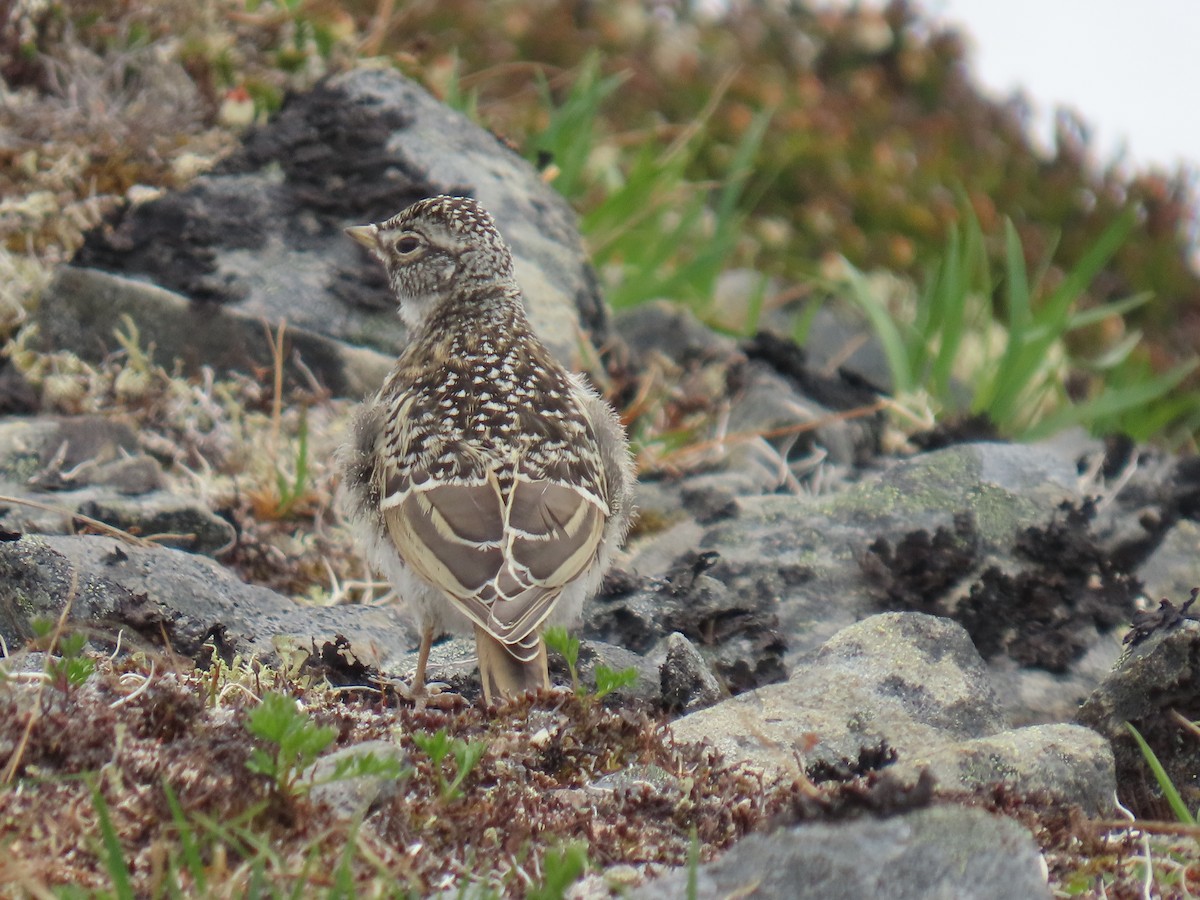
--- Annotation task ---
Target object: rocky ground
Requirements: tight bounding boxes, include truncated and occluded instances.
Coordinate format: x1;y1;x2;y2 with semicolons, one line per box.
1;68;1199;897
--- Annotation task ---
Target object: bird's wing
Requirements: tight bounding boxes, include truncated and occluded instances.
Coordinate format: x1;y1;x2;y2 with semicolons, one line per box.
383;476;506;614
382;469;607;659
489;476;607;643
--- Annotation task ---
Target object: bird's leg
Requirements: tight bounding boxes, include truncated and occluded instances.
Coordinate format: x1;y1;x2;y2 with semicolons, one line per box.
411;621;435;697
395;623;462;710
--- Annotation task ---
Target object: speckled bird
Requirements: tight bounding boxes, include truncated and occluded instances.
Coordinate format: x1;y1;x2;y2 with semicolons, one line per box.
339;196;635;704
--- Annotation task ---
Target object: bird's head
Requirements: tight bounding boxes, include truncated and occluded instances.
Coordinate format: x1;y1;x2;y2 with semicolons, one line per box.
347;196;517;330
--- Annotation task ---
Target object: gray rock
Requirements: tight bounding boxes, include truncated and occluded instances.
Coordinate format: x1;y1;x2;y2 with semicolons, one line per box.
38;267;394;401
615;304;879;490
631;805;1050;900
0;415;146;486
0;533;414;666
670;613;1005;778
390;634;477;687
614;301;737;367
669;613;1114;811
585;563;787;697
60;68;605;394
1077;619;1200;818
642;442;1082;673
589;764;681;796
660;632;723;712
0;414;234;555
306;739;410;821
577;639;659;702
892;723;1115;816
794;304;895;395
726;363;863;471
1082;443;1175;558
76;491;235;555
985;636;1126;728
617;440;1140;729
0;482;234;557
737;331;886;471
1137;519;1200;603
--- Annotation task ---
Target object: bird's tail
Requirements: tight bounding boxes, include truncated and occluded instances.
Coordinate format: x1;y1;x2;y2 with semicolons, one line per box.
474;625;548;704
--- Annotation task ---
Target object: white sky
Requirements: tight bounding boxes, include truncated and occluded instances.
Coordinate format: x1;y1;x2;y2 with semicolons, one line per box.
925;0;1199;173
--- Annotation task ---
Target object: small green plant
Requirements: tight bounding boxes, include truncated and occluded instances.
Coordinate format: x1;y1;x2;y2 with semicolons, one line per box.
272;409;311;518
544;627;637;700
592;665;638;700
527;842;589;900
585;102;773;317
246;693;408;800
979;213;1194;439
161;779;313;893
251;320;318;520
242;0;344;70
1125;722;1197;826
411;729;488;801
325;749;411;785
246;692;337;797
30;618;95;693
838;209;989;409
544;626;581;692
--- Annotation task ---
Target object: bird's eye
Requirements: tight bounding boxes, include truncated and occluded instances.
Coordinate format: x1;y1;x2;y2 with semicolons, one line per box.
395;235;422;255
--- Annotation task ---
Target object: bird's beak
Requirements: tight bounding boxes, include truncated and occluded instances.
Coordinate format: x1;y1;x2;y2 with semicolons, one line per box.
345;224;379;251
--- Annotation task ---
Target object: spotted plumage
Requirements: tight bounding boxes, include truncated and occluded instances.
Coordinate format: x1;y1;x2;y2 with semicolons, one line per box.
339;196;635;703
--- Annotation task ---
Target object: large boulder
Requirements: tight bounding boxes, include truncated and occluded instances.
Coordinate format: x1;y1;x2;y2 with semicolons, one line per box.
43;68;606;396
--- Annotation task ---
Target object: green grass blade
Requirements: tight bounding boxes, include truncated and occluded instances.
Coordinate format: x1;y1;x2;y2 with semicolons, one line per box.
164;780;207;890
533;54;629;202
1025;359;1198;440
735;274;770;337
288;841;322;900
978;219;1035;422
164;860;187;900
292;410;309;501
687;826;700;900
1125;722;1196;824
790;297;823;346
440;51;480;120
1005;214;1134;401
528;843;588;900
1065;291;1153;331
91;784;136;900
1003;218;1032;330
984;212;1136;430
1117;390;1200;443
246;860;267;900
925;225;963;398
716;108;772;222
329;821;361;899
1084;330;1143;372
1045;209;1136;319
843;264;914;394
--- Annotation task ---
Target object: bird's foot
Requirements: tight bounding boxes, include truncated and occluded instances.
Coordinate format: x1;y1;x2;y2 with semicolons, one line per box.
389;677;464;710
413;680;461;709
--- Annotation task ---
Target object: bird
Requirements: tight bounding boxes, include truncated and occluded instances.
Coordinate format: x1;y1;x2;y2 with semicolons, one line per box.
339;195;635;704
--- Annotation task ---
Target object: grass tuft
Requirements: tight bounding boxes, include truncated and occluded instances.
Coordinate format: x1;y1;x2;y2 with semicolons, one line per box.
837;206;1200;442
